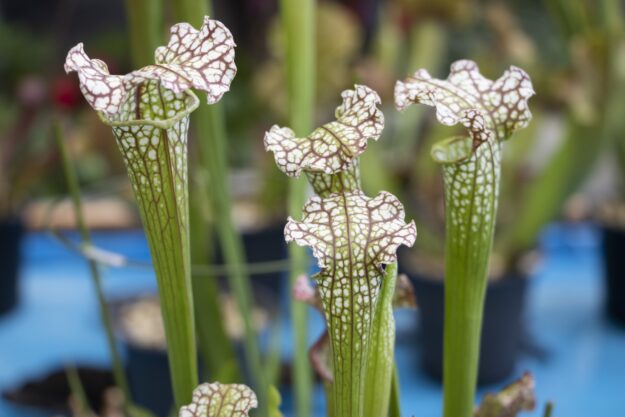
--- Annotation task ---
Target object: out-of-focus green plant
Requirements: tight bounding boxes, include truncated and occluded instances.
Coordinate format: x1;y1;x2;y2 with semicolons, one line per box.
395;60;534;417
56;123;131;412
394;0;625;278
64;16;237;407
0;76;56;218
255;2;360;119
265;85;416;417
497;0;625;258
278;1;317;417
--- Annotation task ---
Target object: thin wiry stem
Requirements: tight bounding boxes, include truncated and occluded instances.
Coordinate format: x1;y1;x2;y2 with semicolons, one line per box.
279;1;316;416
55;122;131;412
389;364;401;417
124;0;163;67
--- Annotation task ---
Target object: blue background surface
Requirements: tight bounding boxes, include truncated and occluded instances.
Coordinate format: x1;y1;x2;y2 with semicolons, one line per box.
0;224;623;417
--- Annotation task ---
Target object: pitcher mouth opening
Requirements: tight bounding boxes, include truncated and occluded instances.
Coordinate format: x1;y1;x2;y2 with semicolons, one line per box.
98;81;199;130
430;135;474;165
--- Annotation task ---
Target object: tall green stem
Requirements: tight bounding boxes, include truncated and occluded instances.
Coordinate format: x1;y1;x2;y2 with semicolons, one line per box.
197;105;267;402
170;2;267;413
189;171;241;383
55;123;131;410
433;136;501;417
279;1;316;417
389;364;402;417
124;0;163;67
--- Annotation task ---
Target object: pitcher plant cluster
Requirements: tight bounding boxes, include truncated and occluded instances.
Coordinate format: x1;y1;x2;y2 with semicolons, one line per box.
64;12;537;417
265;85;417;417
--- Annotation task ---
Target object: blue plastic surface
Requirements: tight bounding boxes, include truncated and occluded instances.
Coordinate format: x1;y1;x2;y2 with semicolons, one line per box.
0;224;623;417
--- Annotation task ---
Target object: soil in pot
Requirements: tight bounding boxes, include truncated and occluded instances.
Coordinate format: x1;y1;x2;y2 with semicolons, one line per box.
408;268;529;386
0;218;25;316
2;366;114;414
600;225;625;325
113;292;273;417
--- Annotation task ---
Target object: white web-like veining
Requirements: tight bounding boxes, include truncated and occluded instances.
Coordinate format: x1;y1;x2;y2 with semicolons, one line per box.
395;60;534;144
179;382;257;417
284;190;415;401
64;16;236;117
264;85;383;177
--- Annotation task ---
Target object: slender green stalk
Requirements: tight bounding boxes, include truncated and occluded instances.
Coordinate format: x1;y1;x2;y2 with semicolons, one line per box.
433;136;501;417
55;123;131;411
170;2;267;413
190;174;240;383
389;364;401;417
279;1;316;416
363;263;398;417
543;402;554;417
65;364;93;416
124;0;163;67
196;104;267;406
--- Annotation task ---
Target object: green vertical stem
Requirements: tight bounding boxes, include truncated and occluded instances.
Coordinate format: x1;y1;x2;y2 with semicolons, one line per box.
433;136;501;417
171;2;267;413
279;1;316;416
388;364;401;417
363;263;397;417
55;123;131;410
65;364;93;415
197;105;268;410
189;171;241;383
124;0;163;67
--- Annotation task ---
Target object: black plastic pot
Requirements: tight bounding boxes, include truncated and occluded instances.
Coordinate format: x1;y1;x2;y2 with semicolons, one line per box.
114;288;278;417
600;225;625;325
2;366;114;414
215;223;287;294
410;272;528;386
125;343;174;417
0;218;25;316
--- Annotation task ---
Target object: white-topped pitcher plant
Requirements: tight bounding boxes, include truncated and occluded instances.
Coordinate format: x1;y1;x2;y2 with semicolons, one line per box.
65;16;236;407
265;85;417;417
395;60;535;417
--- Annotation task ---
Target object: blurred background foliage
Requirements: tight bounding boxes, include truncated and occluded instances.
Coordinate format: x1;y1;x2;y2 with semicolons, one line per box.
1;0;624;268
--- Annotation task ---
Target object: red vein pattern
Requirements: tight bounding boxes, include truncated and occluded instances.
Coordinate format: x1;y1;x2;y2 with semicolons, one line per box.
285;190;416;417
395;60;535;145
264;85;383;178
65;16;236;117
179;382;257;417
